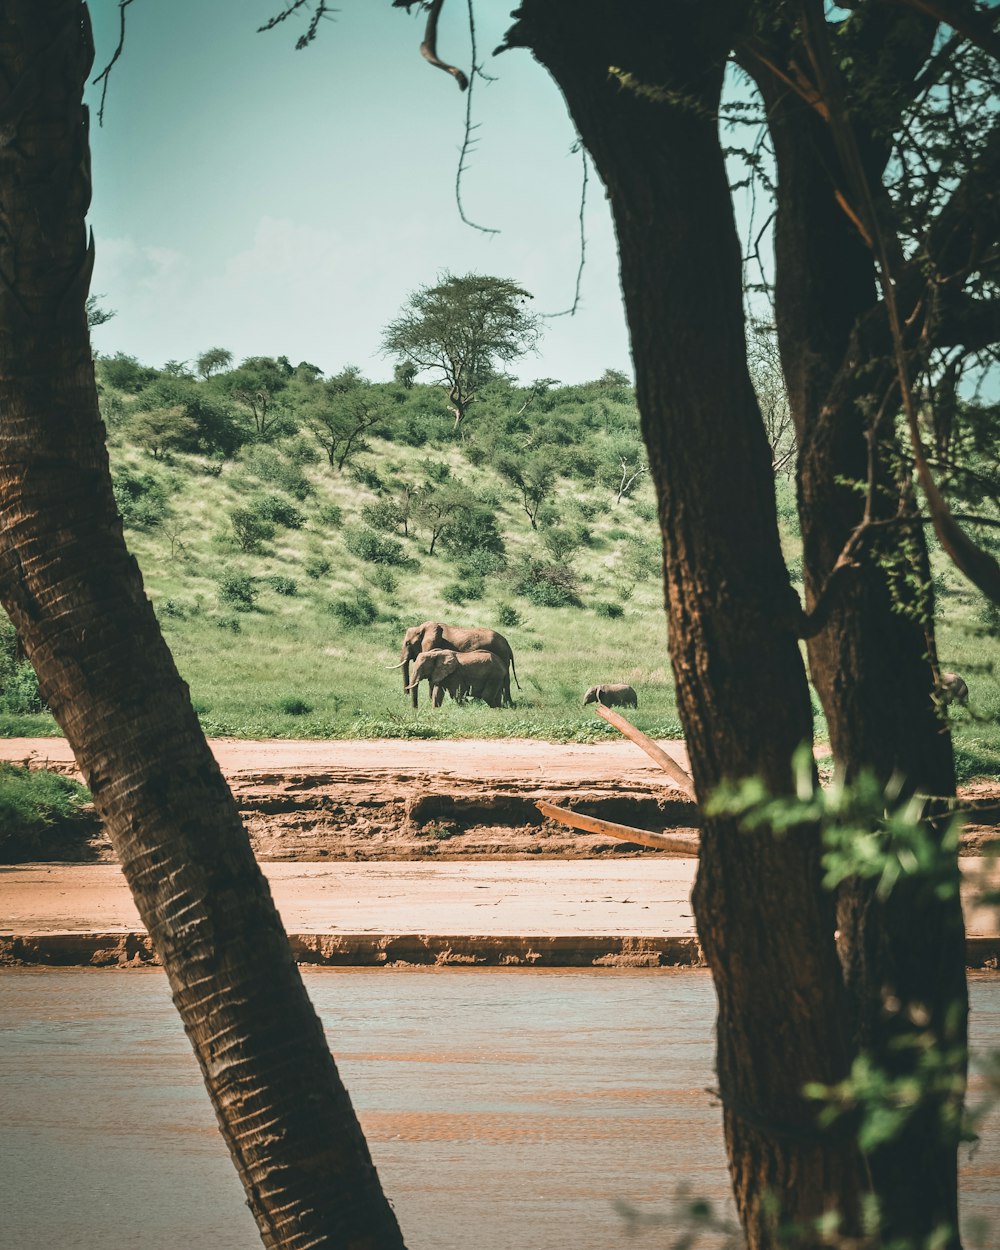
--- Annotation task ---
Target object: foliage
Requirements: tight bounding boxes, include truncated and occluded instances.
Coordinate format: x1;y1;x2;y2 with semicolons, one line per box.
230;507;276;552
265;575;298;596
344;525;409;567
217;570;258;611
595;601;625;619
0;763;92;857
98;351;158;394
251;494;306;530
196;346;233;379
239;445;313;500
511;555;582;608
382;272;541;430
329;588;379;628
112;468;168;530
495;602;522;628
0;616;45;715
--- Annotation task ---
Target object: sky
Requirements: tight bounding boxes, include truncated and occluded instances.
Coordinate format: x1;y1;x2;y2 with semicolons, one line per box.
85;1;633;385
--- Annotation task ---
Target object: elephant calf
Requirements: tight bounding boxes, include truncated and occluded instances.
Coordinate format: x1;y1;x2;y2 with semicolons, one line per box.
406;648;507;709
583;683;638;709
940;670;969;705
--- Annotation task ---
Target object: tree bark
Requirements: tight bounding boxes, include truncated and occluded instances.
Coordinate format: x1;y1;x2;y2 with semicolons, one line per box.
752;12;968;1241
508;5;869;1245
0;8;404;1248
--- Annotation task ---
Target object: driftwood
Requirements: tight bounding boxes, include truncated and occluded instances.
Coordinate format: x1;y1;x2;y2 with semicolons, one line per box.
535;800;699;855
593;704;696;798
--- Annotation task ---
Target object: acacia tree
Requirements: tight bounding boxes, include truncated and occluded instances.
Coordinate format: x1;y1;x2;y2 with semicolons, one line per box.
0;7;404;1247
381;271;540;430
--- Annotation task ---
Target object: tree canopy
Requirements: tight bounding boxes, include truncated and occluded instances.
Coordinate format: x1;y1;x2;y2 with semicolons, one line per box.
381;271;541;430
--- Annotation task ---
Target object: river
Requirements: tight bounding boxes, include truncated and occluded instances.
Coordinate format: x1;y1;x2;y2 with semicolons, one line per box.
1;968;997;1249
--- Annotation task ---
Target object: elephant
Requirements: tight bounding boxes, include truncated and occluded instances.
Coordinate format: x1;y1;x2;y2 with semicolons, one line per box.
939;670;969;705
393;621;519;708
583;683;638;709
405;648;507;709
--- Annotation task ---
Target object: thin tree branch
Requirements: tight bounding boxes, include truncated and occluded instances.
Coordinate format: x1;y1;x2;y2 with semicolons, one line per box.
91;0;136;127
452;0;498;234
542;142;589;318
591;705;696;798
885;0;1000;62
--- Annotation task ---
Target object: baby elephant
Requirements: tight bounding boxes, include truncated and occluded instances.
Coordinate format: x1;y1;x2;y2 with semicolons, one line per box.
939;670;969;705
583;683;638;709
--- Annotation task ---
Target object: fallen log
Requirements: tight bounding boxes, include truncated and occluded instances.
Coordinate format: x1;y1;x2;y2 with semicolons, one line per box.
593;705;696;798
536;799;700;855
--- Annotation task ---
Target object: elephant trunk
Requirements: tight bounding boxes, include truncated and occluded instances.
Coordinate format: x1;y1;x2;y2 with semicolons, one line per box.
403;656;418;708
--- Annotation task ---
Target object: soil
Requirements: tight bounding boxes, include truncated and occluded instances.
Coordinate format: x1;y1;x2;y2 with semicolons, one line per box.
2;736;998;863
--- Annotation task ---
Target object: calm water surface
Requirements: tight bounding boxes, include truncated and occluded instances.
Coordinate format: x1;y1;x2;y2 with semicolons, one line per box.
1;968;997;1249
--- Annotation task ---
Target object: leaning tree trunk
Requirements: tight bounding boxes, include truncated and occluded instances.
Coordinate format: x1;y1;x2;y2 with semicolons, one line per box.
0;8;404;1248
508;5;869;1246
758;31;968;1240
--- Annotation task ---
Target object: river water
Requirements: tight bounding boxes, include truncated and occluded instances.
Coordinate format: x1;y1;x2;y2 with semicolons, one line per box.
1;968;997;1249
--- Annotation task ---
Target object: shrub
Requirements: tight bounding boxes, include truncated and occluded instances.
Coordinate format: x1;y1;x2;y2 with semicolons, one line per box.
265;575;298;596
251;494;306;530
99;352;159;394
595;601;625;619
216;615;241;633
330;589;379;628
157;598;186;619
349;463;385;493
366;566;398;593
278;696;313;716
0;619;45;715
218;570;258;611
421;458;451;484
240;446;313;500
512;557;582;608
230;507;275;552
361;500;404;533
439;505;506;560
316;503;344;528
495;602;522;628
344;525;408;566
0;764;93;857
542;527;582;563
457;548;507;579
304;554;331;579
112;468;168;530
442;577;485;605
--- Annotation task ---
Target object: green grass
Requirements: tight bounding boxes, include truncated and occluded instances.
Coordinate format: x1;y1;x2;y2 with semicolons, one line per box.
0;763;92;856
3;426;997;777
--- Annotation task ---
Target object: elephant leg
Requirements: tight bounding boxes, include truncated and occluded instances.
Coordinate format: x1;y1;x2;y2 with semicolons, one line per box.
432;684;444;708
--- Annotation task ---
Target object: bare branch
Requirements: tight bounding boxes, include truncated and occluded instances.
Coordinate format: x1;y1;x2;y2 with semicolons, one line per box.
91;0;136;127
542;142;589;318
885;0;1000;63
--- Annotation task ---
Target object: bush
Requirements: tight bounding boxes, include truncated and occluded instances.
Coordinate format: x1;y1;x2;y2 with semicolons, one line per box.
218;570;258;611
542;527;583;563
344;525;408;567
99;352;159;394
442;577;485;606
361;500;404;533
230;507;275;552
457;548;507;579
595;601;625;619
439;505;507;560
0;618;45;715
251;494;305;529
316;503;344;527
329;589;379;628
366;566;398;593
495;602;522;628
304;554;331;579
278;696;313;716
265;575;298;596
0;764;92;858
240;446;313;500
112;468;168;530
512;557;582;608
216;615;242;633
349;463;385;493
157;598;186;619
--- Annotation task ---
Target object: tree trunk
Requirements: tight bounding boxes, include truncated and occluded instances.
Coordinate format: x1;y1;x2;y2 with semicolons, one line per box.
508;5;869;1245
0;8;404;1248
759;36;968;1241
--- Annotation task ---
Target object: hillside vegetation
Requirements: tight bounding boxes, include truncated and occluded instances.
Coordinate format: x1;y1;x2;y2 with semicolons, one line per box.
1;350;996;773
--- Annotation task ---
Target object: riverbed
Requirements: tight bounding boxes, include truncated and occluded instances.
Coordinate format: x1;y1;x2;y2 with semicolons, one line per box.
2;968;998;1249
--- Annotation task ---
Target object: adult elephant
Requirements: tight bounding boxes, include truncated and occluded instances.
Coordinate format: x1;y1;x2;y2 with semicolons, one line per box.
405;649;507;708
395;621;519;708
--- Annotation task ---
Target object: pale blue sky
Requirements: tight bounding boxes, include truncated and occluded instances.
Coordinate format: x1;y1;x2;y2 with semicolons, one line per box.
85;1;633;384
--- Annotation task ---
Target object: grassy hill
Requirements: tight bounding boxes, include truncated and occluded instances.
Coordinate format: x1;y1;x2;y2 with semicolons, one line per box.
1;355;996;776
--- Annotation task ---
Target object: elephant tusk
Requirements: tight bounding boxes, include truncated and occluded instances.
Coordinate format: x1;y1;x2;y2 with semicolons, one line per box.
385;660;408;669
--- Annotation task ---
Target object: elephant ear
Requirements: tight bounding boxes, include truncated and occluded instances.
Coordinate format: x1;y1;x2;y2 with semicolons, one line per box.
427;624;445;650
438;651;459;675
